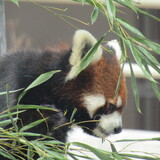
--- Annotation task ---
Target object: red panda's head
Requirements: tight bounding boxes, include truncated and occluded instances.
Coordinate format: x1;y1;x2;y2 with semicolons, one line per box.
57;30;127;139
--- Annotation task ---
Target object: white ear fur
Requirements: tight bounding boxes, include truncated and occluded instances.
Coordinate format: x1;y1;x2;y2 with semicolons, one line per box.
106;40;122;61
65;30;103;81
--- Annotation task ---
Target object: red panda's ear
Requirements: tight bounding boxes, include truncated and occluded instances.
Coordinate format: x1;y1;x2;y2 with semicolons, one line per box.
65;30;103;81
106;39;122;61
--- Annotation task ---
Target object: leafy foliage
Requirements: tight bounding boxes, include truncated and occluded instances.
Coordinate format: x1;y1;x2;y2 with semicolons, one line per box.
2;0;160;159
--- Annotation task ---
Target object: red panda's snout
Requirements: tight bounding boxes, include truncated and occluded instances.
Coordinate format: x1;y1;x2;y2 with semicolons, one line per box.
64;30;127;139
82;93;125;138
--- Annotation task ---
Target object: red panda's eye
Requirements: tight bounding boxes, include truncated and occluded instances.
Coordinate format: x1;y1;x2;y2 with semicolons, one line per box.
94;114;101;120
108;103;117;114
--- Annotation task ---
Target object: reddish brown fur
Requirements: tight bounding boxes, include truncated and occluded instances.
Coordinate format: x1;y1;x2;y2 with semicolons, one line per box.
55;53;127;112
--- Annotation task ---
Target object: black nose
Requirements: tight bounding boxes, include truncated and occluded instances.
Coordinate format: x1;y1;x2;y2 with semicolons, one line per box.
114;127;122;134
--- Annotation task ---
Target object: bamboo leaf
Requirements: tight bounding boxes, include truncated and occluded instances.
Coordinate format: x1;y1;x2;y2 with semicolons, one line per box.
19;118;47;132
10;0;19;6
119;153;160;160
113;0;138;14
114;62;125;99
11;105;58;111
72;142;114;160
128;42;156;82
0;88;23;95
116;137;160;142
142;63;160;101
110;143;117;152
0;149;17;160
0;117;18;127
128;60;141;113
77;33;107;75
106;0;116;25
116;17;144;37
91;7;99;24
18;70;60;103
0;110;25;119
151;82;160;102
137;45;160;65
24;70;60;91
137;8;160;22
112;153;123;160
132;36;160;55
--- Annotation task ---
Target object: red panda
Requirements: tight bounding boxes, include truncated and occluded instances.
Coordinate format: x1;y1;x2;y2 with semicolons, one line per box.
0;30;127;143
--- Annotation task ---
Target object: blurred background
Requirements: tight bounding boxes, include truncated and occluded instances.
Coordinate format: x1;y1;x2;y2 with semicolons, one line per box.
2;0;160;132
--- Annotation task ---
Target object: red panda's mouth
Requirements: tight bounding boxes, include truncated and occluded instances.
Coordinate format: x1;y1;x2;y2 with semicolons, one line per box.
92;112;123;138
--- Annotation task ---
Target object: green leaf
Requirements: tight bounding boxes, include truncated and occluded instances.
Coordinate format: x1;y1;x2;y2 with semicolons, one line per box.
11;105;58;111
137;45;160;65
110;143;117;152
18;70;60;103
142;63;160;101
0;117;18;127
0;88;23;95
71;142;114;160
137;8;160;22
91;7;99;24
128;42;156;83
114;62;125;99
132;36;160;55
128;60;141;113
0;110;25;119
116;17;144;37
106;0;116;25
19;118;47;132
116;137;160;142
10;0;19;6
0;149;17;160
77;33;107;76
119;153;160;160
114;0;138;14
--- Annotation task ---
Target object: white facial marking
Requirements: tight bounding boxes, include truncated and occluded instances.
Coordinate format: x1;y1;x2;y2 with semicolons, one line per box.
117;96;122;108
93;111;122;138
83;94;106;118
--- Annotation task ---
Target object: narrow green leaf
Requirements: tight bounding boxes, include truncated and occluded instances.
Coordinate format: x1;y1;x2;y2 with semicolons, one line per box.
25;70;60;91
116;17;144;37
114;0;138;14
106;0;116;25
119;153;160;160
19;118;47;132
151;82;160;101
128;60;141;113
137;45;160;65
18;70;60;103
91;7;99;24
78;33;107;75
132;36;160;55
0;149;17;160
0;88;23;95
0;117;18;127
6;84;19;132
70;108;77;122
114;62;125;99
142;63;160;101
11;105;58;111
128;42;156;82
72;142;114;160
0;110;25;119
116;137;160;142
10;0;19;6
112;153;123;160
110;143;117;152
137;8;160;22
